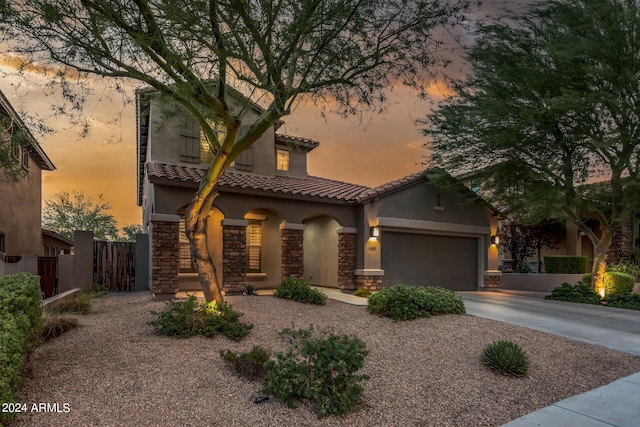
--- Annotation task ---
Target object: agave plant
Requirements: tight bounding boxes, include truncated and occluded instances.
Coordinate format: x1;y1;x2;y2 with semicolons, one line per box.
481;340;530;377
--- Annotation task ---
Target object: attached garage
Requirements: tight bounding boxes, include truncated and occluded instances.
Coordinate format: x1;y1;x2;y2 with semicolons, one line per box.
381;231;479;290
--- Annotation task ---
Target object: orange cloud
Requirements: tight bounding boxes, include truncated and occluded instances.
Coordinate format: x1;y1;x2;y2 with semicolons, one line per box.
0;54;84;80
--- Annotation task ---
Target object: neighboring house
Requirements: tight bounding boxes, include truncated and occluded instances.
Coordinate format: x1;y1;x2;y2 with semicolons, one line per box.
42;229;74;256
0;90;56;259
137;90;501;299
457;171;640;272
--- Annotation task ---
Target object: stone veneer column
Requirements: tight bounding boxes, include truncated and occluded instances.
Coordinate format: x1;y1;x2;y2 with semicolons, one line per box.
150;214;180;300
355;269;384;291
483;271;502;289
337;227;357;290
281;223;305;279
222;219;248;294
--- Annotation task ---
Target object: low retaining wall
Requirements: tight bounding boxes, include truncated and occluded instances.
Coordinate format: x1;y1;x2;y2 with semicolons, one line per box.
42;288;81;313
500;273;583;293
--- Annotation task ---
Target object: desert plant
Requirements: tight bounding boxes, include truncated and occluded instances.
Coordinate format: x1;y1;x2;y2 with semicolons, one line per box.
242;284;257;295
82;284;109;298
148;295;252;341
603;294;640;310
41;313;79;340
367;285;465;321
49;293;93;315
608;255;640;281
353;287;373;298
481;340;530;377
274;278;327;305
220;345;270;380
263;326;369;418
545;283;602;305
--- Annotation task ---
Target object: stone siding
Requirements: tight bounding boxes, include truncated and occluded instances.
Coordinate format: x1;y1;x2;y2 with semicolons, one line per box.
222;225;247;293
281;228;304;279
338;232;357;290
483;274;501;289
356;275;382;291
151;220;179;297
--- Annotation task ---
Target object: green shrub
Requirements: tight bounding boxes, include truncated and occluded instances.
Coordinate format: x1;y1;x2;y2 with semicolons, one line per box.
220;345;270;380
41;313;79;340
367;285;465;321
0;273;43;425
274;278;327;305
608;257;640;281
603;294;640;310
353;287;373;298
0;273;43;338
481;340;530;377
545;283;601;304
148;295;252;341
544;256;587;274
81;284;109;298
603;271;635;296
263;326;369;418
581;273;591;286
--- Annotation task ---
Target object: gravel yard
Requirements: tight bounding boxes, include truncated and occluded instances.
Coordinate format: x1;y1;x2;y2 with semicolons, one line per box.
13;292;640;427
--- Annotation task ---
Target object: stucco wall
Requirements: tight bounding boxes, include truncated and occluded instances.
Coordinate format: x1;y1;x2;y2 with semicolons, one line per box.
0;157;43;256
303;216;339;287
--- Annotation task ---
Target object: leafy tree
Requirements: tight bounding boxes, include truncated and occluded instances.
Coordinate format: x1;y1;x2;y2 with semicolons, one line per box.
498;218;563;273
0;105;33;183
2;0;468;302
425;0;640;295
42;192;119;241
120;224;143;243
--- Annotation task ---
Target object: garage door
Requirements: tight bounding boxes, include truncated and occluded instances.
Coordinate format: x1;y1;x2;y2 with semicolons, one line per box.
381;232;478;291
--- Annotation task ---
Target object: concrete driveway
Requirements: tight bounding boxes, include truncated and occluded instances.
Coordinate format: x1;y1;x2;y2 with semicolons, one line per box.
459;291;640;356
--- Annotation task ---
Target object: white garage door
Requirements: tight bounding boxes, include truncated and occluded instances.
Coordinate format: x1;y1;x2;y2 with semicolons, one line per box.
381;232;478;291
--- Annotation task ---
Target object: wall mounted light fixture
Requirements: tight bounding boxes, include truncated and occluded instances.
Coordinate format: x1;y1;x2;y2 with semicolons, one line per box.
490;235;499;245
370;226;380;238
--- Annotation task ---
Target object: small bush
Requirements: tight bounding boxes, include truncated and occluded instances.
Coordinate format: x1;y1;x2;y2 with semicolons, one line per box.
482;340;530;377
353;287;373;298
263;326;369;419
0;273;43;424
41;313;79;340
220;345;270;380
581;273;591;286
603;294;640;310
543;256;587;274
49;294;92;314
274;278;327;305
603;271;635;296
367;285;465;321
148;295;253;341
545;283;601;304
242;284;257;295
608;258;640;281
82;284;109;298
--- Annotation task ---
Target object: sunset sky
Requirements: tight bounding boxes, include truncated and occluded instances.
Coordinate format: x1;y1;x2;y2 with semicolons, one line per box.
0;1;526;230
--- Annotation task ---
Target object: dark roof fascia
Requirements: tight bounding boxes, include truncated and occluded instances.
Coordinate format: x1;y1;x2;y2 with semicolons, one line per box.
0;90;55;171
41;229;74;246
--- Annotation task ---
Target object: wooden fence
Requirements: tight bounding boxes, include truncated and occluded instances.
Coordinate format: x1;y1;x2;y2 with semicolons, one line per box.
93;241;135;291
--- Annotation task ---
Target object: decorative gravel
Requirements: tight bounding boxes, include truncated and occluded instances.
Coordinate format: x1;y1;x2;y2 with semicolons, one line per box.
13;292;640;427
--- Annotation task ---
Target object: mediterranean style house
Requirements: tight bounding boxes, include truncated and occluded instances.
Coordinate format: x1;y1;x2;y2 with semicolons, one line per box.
137;89;501;299
0;90;56;259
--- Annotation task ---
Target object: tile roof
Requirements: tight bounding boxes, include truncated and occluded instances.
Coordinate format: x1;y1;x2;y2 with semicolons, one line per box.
354;171;426;203
146;162;369;202
275;133;320;151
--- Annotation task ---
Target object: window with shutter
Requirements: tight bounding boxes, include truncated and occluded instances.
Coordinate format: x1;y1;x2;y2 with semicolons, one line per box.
246;221;262;273
179;219;196;272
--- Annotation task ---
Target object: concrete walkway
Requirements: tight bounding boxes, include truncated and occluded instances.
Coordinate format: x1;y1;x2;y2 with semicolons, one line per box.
459;291;640;427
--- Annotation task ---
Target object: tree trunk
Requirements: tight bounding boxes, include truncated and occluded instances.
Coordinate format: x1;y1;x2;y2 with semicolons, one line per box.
591;226;613;297
185;190;224;303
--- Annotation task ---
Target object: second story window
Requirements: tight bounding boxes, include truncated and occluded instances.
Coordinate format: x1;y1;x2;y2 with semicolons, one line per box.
180;114;226;164
276;149;289;171
21;147;29;169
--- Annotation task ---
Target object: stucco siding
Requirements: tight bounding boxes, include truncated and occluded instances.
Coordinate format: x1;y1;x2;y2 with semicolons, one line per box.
0;159;44;256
